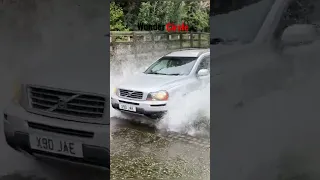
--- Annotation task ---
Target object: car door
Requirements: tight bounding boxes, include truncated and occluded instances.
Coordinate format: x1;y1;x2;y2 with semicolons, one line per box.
240;0;320;104
210;0;283;109
181;55;210;95
214;0;320;108
195;55;210;86
275;0;320;85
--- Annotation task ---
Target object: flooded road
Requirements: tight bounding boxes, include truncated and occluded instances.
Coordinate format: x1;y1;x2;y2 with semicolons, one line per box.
109;52;210;179
110;117;210;180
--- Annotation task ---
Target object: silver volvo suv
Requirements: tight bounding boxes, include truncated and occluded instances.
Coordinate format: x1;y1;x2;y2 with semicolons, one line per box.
111;48;210;119
3;60;110;169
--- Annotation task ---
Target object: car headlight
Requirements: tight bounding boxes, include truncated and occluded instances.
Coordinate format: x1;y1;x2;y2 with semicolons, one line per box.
113;87;118;95
147;90;169;101
12;80;22;104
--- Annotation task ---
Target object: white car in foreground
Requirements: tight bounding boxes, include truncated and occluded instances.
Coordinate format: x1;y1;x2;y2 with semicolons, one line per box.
111;48;210;119
3;60;110;169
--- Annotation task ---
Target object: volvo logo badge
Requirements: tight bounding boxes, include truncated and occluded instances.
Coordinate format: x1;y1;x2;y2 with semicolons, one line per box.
126;91;133;97
57;98;68;109
48;94;80;112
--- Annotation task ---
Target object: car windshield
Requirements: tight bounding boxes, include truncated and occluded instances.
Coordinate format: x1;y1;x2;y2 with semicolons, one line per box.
211;0;276;44
144;56;198;76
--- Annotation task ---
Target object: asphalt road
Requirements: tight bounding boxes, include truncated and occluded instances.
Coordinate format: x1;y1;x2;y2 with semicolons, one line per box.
110;117;210;180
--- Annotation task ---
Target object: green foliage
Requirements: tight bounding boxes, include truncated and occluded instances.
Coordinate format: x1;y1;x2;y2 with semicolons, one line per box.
116;0;143;31
183;1;209;32
132;1;209;32
170;1;188;24
110;2;128;31
137;1;186;26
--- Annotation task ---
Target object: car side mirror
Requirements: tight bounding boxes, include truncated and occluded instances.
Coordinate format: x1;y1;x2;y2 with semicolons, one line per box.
197;69;209;77
281;24;317;47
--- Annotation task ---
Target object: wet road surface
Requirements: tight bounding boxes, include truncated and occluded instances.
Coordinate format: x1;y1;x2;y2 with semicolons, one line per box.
110;117;210;180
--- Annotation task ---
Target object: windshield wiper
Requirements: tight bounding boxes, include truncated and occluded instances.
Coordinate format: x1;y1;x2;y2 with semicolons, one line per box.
147;72;168;75
211;38;239;45
166;73;181;76
147;72;181;76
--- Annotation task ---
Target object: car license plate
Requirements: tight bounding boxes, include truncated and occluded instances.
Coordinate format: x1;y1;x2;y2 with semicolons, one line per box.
119;103;136;112
29;134;83;158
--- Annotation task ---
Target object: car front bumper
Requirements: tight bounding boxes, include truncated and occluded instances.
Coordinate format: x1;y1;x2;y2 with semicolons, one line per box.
3;101;110;170
111;95;167;117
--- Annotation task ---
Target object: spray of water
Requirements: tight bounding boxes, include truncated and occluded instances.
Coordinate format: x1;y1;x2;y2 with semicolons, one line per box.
110;47;210;136
157;82;210;136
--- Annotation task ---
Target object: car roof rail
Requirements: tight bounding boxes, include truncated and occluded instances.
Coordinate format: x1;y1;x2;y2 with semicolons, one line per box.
198;49;210;56
175;48;207;51
165;48;209;56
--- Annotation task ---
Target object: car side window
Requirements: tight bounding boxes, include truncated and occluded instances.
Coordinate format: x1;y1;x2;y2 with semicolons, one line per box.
197;56;210;72
274;0;319;40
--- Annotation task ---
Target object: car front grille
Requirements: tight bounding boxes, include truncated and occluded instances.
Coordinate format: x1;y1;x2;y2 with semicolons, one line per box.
119;89;143;100
28;86;106;119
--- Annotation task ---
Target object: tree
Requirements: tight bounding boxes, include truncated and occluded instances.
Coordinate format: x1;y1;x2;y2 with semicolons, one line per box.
110;2;128;31
112;0;210;32
136;1;187;29
182;1;209;32
117;0;143;30
136;1;209;32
